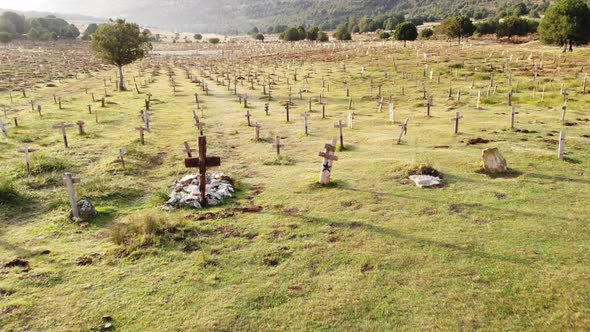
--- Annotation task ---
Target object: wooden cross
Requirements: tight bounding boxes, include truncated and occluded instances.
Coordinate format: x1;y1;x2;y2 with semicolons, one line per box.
426;97;433;117
561;101;567;122
318;138;338;185
184;136;221;206
264;103;269;115
63;172;81;220
347;113;355;129
253;122;262;141
451;112;463;135
0;118;10;138
183;141;197;157
285;103;290;122
17;144;38;175
135;126;150;145
244;110;252;126
119;148;126;168
397;118;409;145
377;97;384;113
273;136;283;155
76;120;86;135
511;106;516;129
140;110;154;129
389;103;396;123
301;113;310;135
52;122;74;148
334;120;345;148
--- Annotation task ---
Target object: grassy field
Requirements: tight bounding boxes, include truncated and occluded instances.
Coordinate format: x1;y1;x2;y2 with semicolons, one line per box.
1;39;589;331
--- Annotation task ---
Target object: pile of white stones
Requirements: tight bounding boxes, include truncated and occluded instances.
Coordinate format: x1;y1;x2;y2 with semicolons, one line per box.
163;172;234;210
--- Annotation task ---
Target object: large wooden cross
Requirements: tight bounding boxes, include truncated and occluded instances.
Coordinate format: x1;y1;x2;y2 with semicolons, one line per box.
318;138;338;185
17;144;38;175
184;136;221;206
53;122;74;148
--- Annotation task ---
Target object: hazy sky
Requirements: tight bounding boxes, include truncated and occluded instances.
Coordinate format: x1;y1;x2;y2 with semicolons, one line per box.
0;0;51;11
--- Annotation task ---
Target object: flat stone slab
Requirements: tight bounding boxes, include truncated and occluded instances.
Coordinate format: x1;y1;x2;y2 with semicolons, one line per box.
408;175;441;188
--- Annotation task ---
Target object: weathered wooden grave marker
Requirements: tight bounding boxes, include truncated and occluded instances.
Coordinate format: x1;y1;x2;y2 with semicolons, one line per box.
119;148;127;168
0;118;10;138
397;118;409;144
451;112;463;134
53;122;74;147
76;120;86;135
253;122;262;140
273;136;283;155
301;113;310;135
348;113;355;128
184;136;221;206
183;141;196;157
318;138;338;185
285;103;290;122
511;106;516;129
244;110;252;126
17;144;38;175
140;110;154;129
135;126;150;145
63;172;81;220
334;120;345;148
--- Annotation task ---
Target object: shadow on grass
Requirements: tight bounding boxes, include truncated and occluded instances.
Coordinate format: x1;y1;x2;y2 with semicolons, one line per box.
475;168;522;179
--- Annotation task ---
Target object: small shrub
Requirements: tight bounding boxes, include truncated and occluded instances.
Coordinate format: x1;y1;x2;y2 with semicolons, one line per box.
109;211;170;248
209;38;220;44
0;179;22;203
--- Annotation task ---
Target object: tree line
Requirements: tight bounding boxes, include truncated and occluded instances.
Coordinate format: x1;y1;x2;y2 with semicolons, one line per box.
0;12;80;42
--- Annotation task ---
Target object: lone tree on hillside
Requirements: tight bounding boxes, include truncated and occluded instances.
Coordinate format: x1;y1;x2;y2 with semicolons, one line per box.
539;0;590;52
394;21;418;47
444;15;476;44
0;32;12;44
91;19;152;91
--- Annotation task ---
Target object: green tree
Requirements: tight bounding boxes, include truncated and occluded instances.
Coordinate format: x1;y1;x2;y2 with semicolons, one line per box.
1;12;27;34
254;33;264;41
334;23;351;40
420;28;434;39
0;31;12;44
444;15;476;44
306;26;320;41
208;37;220;44
281;27;303;41
497;16;537;40
193;33;202;40
82;23;99;40
90;19;152;91
539;0;590;52
394;22;418;47
317;31;329;42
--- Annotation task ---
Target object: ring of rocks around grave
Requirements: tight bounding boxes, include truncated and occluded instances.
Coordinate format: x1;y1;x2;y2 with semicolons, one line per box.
163;172;235;210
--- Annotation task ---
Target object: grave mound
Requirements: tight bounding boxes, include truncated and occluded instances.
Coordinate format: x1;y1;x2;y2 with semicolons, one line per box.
163;172;234;210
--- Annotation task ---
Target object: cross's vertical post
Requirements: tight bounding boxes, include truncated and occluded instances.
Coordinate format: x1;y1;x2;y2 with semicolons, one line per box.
63;172;80;220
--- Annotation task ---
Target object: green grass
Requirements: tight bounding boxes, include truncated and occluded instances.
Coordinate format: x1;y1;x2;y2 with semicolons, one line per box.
0;39;589;331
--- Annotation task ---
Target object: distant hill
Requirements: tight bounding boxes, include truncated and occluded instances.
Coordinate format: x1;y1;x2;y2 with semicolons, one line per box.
11;0;546;34
0;8;105;25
